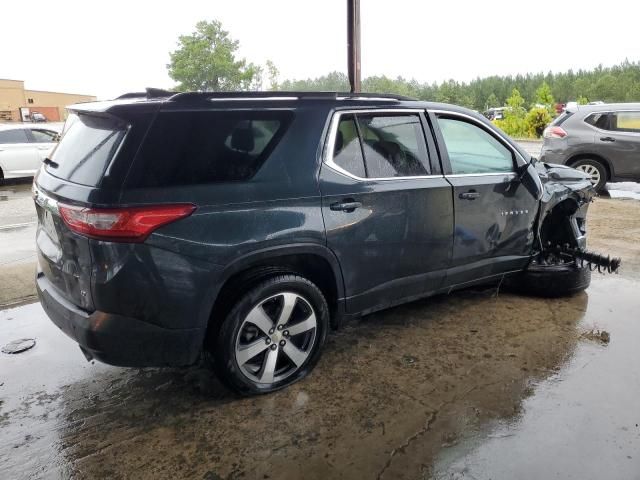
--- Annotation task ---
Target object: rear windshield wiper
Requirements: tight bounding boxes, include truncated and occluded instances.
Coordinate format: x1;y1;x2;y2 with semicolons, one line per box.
43;157;59;168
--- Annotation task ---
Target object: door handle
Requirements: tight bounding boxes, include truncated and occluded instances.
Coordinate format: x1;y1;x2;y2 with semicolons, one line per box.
330;200;362;212
459;191;480;200
600;137;616;142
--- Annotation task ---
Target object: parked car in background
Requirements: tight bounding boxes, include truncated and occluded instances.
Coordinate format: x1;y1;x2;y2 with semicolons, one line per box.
35;90;597;395
0;124;59;180
31;112;47;123
541;103;640;191
483;107;505;121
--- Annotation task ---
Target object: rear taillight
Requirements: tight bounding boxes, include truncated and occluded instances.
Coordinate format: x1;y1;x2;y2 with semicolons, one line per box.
544;126;568;139
58;204;196;242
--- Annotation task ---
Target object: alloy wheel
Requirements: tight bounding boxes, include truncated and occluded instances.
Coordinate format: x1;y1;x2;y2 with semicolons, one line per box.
576;164;601;186
234;292;317;385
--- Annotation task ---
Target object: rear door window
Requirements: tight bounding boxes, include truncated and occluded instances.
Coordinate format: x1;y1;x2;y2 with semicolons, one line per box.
584;112;611;130
128;110;293;187
331;115;367;178
357;114;430;178
0;129;29;144
47;113;127;186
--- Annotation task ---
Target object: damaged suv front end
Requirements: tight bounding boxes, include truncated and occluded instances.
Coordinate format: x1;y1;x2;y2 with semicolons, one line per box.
510;159;620;296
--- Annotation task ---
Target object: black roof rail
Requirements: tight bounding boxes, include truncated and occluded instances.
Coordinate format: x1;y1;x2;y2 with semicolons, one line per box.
167;91;416;102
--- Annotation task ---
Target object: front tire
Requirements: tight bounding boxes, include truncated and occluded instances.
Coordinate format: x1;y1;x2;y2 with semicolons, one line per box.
210;274;329;395
572;158;608;192
506;263;591;298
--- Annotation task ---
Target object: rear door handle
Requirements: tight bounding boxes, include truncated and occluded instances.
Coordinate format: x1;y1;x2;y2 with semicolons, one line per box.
600;137;616;142
330;200;362;212
459;191;480;200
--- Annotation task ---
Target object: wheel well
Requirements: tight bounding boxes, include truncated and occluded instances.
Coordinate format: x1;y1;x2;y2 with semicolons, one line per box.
539;199;580;248
566;153;611;180
207;254;340;337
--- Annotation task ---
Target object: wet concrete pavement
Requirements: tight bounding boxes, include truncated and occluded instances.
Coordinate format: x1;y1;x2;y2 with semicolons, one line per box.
1;275;639;479
0;182;37;306
1;198;640;479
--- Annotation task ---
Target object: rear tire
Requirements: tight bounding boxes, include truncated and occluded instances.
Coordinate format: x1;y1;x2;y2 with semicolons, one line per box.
572;158;607;192
506;263;591;298
210;274;329;395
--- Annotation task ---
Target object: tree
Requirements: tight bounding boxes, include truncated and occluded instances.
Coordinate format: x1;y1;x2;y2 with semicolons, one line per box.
265;60;279;91
167;20;261;91
535;81;554;107
486;93;499;109
505;88;526;115
495;88;528;137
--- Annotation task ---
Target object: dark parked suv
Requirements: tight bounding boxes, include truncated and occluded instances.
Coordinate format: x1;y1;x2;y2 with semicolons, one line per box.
541;103;640;191
35;90;599;395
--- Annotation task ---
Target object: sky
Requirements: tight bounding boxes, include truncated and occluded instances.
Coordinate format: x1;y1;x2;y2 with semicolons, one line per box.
2;0;640;100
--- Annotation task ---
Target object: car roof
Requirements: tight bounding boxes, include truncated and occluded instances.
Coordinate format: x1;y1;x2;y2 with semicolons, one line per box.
66;88;481;118
0;123;61;130
567;102;640;114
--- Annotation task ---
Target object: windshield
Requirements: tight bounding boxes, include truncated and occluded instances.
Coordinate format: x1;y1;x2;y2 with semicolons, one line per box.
47;113;127;186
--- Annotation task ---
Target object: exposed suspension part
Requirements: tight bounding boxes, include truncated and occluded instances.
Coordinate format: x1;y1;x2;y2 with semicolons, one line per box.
544;243;622;274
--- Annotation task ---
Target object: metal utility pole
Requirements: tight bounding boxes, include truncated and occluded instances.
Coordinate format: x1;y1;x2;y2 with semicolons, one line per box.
347;0;361;93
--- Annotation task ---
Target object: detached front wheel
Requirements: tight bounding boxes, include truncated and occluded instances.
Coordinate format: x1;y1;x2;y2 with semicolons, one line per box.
506;262;591;298
211;274;329;395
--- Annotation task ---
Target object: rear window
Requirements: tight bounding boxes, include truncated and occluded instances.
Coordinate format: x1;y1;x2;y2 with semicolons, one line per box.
551;111;573;127
47;113;127;186
127;110;293;188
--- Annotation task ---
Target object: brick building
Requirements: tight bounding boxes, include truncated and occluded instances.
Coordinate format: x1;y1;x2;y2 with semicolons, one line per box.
0;79;96;122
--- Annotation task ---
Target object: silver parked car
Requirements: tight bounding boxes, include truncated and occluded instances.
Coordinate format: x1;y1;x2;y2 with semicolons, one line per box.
0;124;60;180
540;103;640;191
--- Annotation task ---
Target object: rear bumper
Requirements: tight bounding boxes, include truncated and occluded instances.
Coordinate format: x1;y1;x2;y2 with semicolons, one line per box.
37;273;203;367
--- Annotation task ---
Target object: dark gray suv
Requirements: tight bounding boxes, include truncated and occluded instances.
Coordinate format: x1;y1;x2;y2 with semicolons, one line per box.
541;103;640;191
35;90;600;395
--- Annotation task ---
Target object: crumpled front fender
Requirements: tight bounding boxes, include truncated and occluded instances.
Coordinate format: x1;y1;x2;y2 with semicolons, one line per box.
534;162;596;251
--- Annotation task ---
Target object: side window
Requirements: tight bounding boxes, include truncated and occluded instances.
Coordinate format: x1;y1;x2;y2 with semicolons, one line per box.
585;112;611;130
0;129;29;144
612;111;640;133
128;111;293;187
357;114;430;178
437;117;514;174
332;115;366;178
30;129;58;143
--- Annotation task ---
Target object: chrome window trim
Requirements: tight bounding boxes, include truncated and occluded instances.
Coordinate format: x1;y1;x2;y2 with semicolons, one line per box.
446;172;517;178
430;109;528;168
323;109;443;181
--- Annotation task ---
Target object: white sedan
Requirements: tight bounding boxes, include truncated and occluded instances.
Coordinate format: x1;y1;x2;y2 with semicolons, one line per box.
0;123;61;180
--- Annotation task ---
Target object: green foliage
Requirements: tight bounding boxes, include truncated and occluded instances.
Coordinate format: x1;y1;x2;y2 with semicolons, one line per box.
486;93;499;108
168;20;261;91
265;60;279;90
526;107;553;138
275;59;640;110
278;71;350;91
577;95;589;105
535;81;554;106
495;89;528;137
